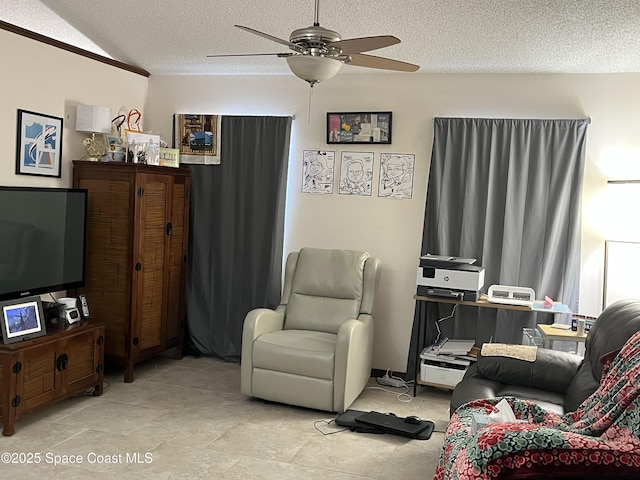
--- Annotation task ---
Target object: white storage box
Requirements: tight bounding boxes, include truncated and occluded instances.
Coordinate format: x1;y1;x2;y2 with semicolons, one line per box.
420;360;467;389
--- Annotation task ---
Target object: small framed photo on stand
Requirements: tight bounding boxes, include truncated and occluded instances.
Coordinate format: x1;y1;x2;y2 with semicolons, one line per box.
0;296;47;344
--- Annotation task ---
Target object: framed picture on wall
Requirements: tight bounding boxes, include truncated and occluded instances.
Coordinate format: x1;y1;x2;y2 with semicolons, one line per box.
327;112;392;144
15;109;63;178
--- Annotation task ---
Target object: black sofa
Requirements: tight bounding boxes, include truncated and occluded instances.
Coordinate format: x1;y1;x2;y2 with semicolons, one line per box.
450;298;640;415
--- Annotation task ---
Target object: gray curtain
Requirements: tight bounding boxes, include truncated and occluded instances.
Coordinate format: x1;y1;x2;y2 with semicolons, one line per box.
185;115;292;360
407;117;589;377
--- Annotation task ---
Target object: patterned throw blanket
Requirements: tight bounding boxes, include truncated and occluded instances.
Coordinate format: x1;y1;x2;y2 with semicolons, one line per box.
434;330;640;480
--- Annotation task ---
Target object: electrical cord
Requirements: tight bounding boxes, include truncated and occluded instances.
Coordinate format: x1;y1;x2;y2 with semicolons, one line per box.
434;304;458;344
366;385;413;403
313;419;349;435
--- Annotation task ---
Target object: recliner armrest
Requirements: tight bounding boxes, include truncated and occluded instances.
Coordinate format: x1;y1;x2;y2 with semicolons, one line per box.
477;348;583;394
240;308;285;396
334;315;374;411
242;308;285;341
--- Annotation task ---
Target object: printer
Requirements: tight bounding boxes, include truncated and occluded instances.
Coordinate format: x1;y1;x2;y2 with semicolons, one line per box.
416;255;485;301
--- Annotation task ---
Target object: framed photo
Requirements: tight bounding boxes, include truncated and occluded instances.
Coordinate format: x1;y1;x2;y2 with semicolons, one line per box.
15;109;63;177
327;112;392;144
174;114;221;165
126;131;161;165
104;134;126;162
0;296;47;344
159;147;180;168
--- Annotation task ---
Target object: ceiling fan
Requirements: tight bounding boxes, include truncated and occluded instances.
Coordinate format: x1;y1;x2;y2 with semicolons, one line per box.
207;0;420;86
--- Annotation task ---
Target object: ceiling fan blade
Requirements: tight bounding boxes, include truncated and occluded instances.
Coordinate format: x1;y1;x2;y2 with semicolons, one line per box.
207;53;292;58
329;35;400;54
234;25;304;52
347;53;420;72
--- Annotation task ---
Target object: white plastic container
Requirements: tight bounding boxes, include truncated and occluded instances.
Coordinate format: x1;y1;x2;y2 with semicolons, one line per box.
57;297;77;309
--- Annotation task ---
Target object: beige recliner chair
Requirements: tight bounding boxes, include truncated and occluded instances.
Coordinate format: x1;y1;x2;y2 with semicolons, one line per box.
241;247;381;412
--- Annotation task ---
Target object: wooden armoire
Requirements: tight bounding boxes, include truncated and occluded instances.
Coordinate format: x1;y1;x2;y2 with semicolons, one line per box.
73;160;190;382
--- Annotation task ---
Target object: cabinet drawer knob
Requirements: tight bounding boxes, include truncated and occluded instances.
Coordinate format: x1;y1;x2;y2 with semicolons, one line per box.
97;335;104;345
132;337;140;346
135;263;142;271
56;353;69;371
12;361;22;374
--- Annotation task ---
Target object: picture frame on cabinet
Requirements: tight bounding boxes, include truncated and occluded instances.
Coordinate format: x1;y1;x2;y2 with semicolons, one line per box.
105;134;126;162
15;109;63;177
0;296;47;344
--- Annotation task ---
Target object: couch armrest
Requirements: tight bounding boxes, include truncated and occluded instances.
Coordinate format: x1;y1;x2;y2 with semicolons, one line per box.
477;347;583;394
450;363;504;414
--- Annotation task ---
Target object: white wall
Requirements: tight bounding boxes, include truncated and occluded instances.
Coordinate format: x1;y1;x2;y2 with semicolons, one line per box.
5;28;638;373
0;29;148;187
146;72;640;373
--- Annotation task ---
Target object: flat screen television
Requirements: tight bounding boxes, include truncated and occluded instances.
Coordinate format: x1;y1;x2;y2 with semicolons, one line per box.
0;186;87;301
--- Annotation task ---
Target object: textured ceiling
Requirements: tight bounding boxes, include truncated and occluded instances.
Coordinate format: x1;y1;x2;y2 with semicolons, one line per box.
4;0;640;76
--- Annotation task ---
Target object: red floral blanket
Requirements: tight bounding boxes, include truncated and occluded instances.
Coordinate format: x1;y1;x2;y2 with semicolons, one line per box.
434;330;640;480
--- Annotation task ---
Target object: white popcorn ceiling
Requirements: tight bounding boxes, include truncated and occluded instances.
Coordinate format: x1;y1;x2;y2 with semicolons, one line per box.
3;0;640;76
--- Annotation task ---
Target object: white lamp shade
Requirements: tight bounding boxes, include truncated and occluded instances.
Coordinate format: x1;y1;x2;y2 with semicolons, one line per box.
286;56;343;85
76;105;112;133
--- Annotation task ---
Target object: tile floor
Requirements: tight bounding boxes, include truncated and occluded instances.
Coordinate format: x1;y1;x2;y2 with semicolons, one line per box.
1;353;452;479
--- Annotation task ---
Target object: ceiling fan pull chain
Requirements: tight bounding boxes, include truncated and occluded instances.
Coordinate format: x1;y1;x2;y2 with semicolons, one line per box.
308;84;313;124
314;0;320;26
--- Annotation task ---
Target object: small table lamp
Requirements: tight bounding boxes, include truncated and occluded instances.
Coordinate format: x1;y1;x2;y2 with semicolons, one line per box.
76;105;112;161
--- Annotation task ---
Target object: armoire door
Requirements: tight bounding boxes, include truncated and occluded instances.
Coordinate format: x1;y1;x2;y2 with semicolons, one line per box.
131;173;172;358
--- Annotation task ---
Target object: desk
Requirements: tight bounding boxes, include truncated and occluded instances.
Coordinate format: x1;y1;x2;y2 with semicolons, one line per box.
412;294;568;396
536;324;586;351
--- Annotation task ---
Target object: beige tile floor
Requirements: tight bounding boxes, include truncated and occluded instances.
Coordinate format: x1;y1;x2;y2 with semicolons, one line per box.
1;353;452;480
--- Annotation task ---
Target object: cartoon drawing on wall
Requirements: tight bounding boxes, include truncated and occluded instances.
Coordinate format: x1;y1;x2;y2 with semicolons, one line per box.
378;153;415;199
339;151;374;196
302;150;335;194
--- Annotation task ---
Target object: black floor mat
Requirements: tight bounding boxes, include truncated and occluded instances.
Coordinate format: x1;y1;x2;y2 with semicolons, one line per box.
335;409;434;440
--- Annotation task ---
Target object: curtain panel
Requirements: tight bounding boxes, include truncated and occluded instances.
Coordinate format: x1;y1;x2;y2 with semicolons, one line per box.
185;115;292;360
408;117;589;377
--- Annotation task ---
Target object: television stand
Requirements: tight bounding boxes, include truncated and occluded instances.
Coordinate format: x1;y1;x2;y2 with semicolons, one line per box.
0;321;105;436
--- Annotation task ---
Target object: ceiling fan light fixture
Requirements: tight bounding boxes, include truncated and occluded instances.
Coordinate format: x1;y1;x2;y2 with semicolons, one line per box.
286;55;342;86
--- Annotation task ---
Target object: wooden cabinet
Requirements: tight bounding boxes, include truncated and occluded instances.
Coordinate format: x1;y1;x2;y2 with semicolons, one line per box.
72;161;190;382
0;321;105;436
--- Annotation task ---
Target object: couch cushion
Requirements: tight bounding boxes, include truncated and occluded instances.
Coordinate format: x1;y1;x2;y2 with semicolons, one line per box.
252;330;336;379
477;347;582;394
497;385;565;414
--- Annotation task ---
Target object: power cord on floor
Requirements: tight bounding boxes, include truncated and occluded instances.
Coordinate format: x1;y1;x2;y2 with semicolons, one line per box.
367;384;413;403
313;418;349;435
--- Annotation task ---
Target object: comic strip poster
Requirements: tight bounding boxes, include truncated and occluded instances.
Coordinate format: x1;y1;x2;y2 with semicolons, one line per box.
302;150;335;194
339;151;374;196
378;153;415;199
